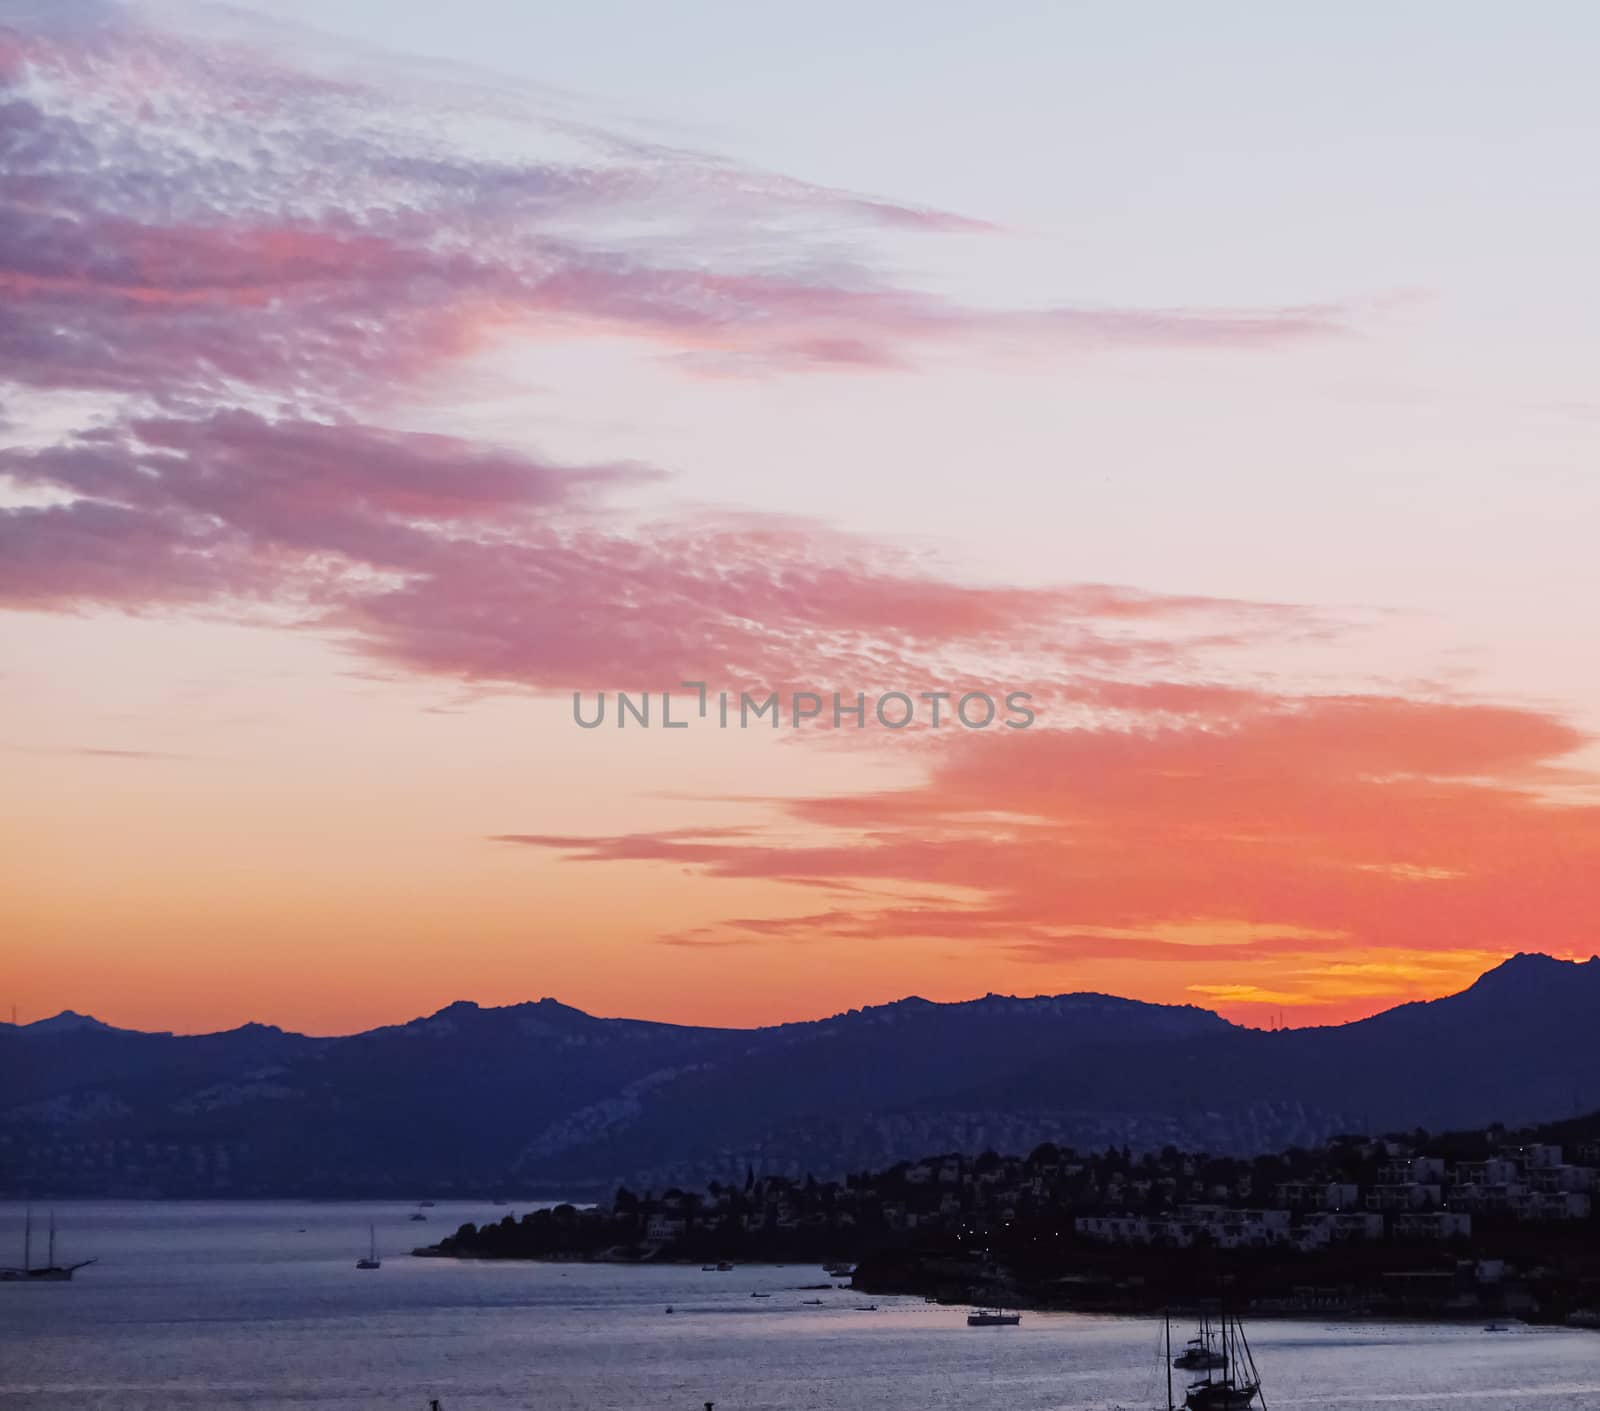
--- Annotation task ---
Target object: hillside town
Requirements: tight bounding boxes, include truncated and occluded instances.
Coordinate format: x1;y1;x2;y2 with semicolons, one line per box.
1073;1136;1594;1251
428;1119;1600;1325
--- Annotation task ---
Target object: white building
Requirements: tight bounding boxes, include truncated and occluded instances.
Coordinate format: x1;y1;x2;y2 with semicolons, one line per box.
1514;1191;1591;1221
645;1214;687;1242
1393;1211;1472;1240
1366;1183;1442;1211
1296;1211;1383;1248
1076;1206;1291;1250
1276;1181;1360;1211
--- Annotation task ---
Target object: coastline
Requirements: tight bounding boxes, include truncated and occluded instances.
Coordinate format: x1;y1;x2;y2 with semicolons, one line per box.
409;1241;1600;1331
408;1239;1600;1332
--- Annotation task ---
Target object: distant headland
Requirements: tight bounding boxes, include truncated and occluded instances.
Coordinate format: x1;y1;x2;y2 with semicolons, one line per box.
421;1109;1600;1328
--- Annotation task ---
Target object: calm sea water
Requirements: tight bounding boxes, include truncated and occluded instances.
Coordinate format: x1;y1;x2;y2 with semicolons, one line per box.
1;1201;1596;1411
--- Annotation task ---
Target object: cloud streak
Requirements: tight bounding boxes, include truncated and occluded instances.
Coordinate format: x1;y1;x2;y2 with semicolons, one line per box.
1;407;1303;693
0;3;1353;688
0;2;1347;411
498;690;1600;1016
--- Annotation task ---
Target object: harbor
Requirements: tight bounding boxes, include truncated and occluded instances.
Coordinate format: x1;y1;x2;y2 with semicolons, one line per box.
2;1201;1596;1410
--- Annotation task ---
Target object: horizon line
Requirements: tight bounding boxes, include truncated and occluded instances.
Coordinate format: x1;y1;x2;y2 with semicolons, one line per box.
8;950;1592;1042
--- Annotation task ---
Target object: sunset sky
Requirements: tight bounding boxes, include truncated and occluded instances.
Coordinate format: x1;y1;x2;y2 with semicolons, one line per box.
4;0;1600;1036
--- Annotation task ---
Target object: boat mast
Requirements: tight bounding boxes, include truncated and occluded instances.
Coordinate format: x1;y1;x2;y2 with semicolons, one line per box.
1238;1316;1265;1408
1165;1310;1174;1411
23;1206;30;1273
1218;1273;1228;1389
48;1210;56;1268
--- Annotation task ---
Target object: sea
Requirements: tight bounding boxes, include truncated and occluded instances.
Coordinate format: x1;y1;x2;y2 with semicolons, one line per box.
1;1201;1596;1411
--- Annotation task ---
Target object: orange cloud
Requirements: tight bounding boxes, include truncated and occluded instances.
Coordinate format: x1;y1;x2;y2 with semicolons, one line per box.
501;691;1600;1020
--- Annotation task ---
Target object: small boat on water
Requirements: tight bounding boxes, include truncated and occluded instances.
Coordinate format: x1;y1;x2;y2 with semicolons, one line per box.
0;1209;96;1282
967;1307;1021;1327
1163;1306;1262;1411
409;1213;428;1222
356;1224;381;1270
715;1261;733;1271
1483;1322;1509;1332
1172;1314;1227;1371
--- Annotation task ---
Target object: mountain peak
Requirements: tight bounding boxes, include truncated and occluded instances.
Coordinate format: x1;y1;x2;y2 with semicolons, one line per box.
1469;952;1596;991
15;1009;120;1035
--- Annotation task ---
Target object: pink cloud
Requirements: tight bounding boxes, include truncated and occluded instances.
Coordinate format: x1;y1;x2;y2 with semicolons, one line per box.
0;6;1349;411
1;408;1307;690
0;6;1357;675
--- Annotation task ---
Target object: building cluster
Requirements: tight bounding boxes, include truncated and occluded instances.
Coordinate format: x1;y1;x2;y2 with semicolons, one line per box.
623;1152;1037;1249
629;1155;1016;1246
595;1134;1600;1259
442;1128;1600;1325
1074;1139;1596;1251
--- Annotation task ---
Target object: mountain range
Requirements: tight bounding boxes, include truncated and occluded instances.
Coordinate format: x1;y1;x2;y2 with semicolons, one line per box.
3;953;1597;1198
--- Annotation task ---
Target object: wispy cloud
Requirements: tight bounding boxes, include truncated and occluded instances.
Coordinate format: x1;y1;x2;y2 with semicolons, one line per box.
0;2;1346;408
497;690;1600;1014
0;2;1353;689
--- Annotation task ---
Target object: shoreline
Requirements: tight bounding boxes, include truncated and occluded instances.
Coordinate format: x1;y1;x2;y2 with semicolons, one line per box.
406;1246;1600;1332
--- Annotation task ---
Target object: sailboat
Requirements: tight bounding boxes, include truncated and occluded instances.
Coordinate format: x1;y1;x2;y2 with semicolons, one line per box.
1172;1312;1227;1371
356;1224;382;1270
0;1208;96;1281
1164;1301;1262;1411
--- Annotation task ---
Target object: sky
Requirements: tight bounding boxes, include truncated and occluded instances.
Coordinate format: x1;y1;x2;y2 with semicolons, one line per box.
3;0;1599;1036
